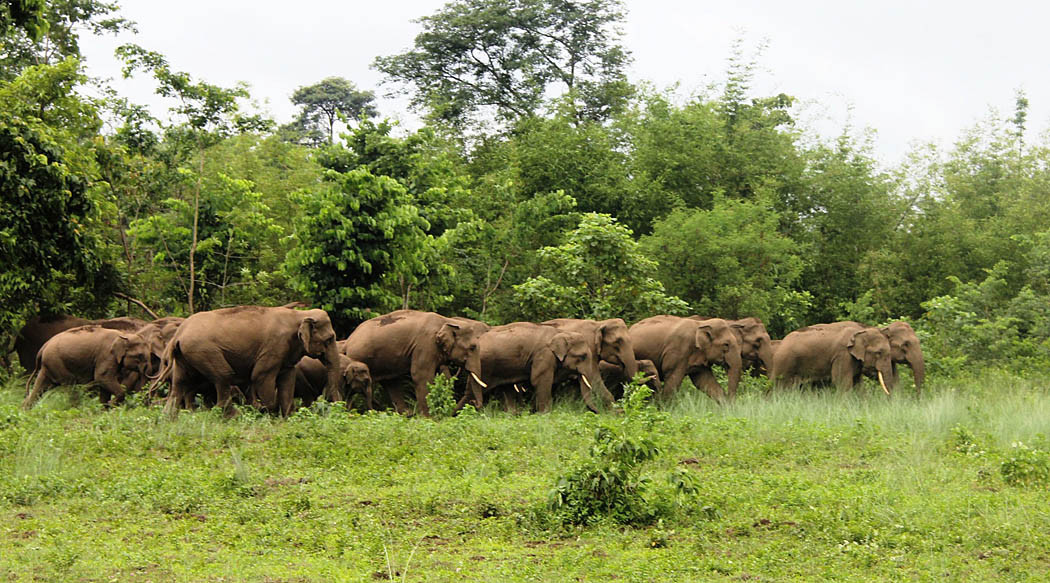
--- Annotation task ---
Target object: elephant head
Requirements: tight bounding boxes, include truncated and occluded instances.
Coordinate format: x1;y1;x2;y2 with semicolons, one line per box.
550;331;603;398
594;318;637;381
112;332;154;392
297;310;341;401
341;356;373;410
436;318;486;389
847;327;893;395
881;321;925;395
693;319;743;398
730;317;774;374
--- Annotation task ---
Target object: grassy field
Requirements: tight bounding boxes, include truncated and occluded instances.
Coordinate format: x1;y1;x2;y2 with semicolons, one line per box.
2;374;1050;582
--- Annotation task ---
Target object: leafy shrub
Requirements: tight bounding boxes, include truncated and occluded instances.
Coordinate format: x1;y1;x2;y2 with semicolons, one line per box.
1001;442;1050;487
548;375;697;526
425;373;458;420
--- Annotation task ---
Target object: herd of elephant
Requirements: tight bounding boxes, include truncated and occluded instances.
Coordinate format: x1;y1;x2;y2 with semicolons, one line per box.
11;305;926;416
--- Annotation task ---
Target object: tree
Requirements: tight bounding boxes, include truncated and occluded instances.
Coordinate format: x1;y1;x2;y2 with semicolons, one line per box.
374;0;632;128
116;44;272;313
0;114;119;336
0;0;134;80
641;196;809;335
0;0;46;39
513;213;688;322
284;168;430;334
286;77;376;145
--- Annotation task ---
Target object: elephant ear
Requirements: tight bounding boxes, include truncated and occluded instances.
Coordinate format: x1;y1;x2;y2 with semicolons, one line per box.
550;333;571;362
112;335;130;366
298;317;316;350
694;324;714;349
594;323;607;353
847;330;868;361
436;322;460;355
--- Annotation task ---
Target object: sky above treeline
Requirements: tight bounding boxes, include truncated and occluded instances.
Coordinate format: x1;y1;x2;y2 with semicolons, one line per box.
79;0;1049;165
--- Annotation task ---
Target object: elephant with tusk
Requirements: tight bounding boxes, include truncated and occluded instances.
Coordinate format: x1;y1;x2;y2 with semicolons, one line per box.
342;310;489;417
771;321;893;394
462;322;606;413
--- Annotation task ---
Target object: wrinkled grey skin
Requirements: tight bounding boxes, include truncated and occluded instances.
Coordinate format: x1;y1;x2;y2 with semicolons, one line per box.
295;354;372;410
771;322;893;393
542;318;635;394
629;316;743;403
23;325;153;409
159;306;340;417
881;321;925;395
342;310;487;417
599;358;663;398
14;315;148;371
464;322;605;413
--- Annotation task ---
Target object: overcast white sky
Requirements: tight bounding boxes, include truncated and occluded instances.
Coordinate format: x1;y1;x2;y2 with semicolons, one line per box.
78;0;1049;165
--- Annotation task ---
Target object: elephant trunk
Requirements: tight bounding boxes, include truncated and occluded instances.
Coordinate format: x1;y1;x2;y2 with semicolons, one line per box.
579;360;611;412
908;350;926;396
724;347;742;400
757;341;776;377
322;344;343;402
620;350;638;384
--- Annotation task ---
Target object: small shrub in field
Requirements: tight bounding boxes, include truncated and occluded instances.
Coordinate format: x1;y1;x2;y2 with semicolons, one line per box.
549;375;695;526
1001;442;1050;487
425;374;457;419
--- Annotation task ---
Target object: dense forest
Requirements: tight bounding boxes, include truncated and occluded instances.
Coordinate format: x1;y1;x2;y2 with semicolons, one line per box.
3;0;1049;378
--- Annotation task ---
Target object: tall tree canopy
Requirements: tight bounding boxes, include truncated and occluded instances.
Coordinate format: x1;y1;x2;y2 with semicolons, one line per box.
286;77;377;145
374;0;632;128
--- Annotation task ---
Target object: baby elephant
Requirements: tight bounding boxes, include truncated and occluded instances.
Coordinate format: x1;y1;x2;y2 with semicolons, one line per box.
23;325;157;409
599;359;663;399
294;354;372;410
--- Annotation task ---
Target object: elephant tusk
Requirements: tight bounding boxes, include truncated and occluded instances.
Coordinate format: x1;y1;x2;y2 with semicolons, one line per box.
581;375;593;390
470;371;488;389
514;384;523;393
878;370;890;395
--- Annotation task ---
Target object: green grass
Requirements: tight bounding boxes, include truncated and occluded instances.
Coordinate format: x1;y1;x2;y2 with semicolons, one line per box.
2;373;1050;581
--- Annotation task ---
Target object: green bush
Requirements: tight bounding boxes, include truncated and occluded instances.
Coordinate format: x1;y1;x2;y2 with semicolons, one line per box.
425;373;458;420
1000;442;1050;487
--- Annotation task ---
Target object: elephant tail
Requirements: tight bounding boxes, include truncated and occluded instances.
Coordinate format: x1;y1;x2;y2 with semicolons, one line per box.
147;338;179;400
23;351;41;397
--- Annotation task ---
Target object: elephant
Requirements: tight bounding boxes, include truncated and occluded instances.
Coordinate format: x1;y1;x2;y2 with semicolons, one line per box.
771;322;893;393
22;325;155;409
14;315;148;371
881;321;925;395
629;316;742;403
691;317;775;378
295;354;372;409
599;358;662;398
542;318;637;389
159;306;341;416
341;310;488;417
462;322;604;413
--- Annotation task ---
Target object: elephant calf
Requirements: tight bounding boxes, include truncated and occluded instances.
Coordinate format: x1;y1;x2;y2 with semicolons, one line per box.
295;354;372;410
23;325;156;409
599;359;662;399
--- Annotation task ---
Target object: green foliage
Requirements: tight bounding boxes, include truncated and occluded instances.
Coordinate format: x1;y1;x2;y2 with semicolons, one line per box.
642;195;809;334
548;377;695;527
1000;442;1050;487
513;213;688;322
0;113;118;335
374;0;631;128
284;167;429;332
285;77;376;145
424;374;458;420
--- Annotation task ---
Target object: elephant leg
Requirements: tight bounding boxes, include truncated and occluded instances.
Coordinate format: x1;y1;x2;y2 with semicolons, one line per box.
385;382;412;415
250;368;279;414
410;359;438;417
659;365;687;400
690;368;726;404
276;368;296;416
23;368;54;409
830;357;856;391
500;388;521;414
531;366;555;413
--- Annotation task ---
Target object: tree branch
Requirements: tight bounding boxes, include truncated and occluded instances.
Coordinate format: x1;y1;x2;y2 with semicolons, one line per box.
114;292;161;319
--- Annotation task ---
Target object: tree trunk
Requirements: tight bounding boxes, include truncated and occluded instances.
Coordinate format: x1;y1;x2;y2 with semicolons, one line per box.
187;140;203;314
